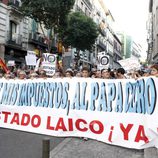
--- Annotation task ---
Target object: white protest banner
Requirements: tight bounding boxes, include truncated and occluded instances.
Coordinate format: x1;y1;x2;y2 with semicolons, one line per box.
27;50;36;56
118;57;141;71
42;53;56;76
25;56;37;66
25;51;37;66
7;60;15;66
0;77;158;149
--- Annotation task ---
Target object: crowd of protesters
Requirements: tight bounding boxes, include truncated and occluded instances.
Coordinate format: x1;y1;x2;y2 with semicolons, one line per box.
0;61;158;80
64;64;158;79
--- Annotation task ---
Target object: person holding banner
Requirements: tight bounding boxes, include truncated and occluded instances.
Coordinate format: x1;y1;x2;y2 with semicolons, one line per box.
150;64;158;77
65;68;74;77
38;69;47;78
96;69;102;78
101;68;111;79
4;73;11;79
81;67;90;78
18;70;27;80
116;67;126;79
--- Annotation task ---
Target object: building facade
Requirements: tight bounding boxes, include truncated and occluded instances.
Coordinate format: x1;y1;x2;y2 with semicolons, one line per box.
0;0;124;70
72;0;122;70
0;0;53;67
146;0;158;64
0;0;28;65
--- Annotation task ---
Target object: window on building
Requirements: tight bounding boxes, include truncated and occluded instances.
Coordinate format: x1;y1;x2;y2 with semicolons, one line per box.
85;7;88;16
10;21;17;41
81;2;83;10
156;34;158;54
156;7;158;25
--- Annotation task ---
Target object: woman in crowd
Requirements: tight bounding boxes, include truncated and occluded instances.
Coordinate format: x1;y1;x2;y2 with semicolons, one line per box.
150;64;158;77
65;68;74;77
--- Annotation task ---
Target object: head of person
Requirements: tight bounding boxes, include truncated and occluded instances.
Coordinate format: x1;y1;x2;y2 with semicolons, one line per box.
91;68;97;74
81;67;90;78
89;68;97;78
29;72;39;79
4;73;11;79
101;68;111;79
38;70;47;78
53;71;61;78
116;67;126;79
96;69;102;78
75;72;82;77
65;68;73;77
18;70;26;79
0;72;3;78
150;64;158;76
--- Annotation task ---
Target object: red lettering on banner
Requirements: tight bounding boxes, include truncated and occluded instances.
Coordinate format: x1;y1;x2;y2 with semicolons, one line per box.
108;126;114;142
21;114;30;126
31;115;41;128
120;123;133;140
46;116;55;130
135;125;149;143
2;111;11;123
1;111;41;128
89;120;104;134
75;119;88;132
55;118;67;131
10;113;20;125
68;118;73;131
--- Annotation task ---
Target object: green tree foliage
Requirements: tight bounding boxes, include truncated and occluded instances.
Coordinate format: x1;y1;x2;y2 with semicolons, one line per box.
61;12;99;51
19;0;75;30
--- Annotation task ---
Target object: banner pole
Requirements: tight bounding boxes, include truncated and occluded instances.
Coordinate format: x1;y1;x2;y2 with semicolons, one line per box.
42;138;50;158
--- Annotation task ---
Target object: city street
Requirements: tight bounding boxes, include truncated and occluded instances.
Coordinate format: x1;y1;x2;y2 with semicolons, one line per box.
0;128;64;158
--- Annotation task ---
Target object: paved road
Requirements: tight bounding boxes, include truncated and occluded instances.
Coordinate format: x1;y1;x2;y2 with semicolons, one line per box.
50;138;158;158
0;128;64;158
50;138;144;158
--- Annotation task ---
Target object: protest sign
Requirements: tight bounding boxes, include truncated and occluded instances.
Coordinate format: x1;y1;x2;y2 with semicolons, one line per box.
97;51;109;70
42;53;56;76
7;60;15;66
25;51;37;66
118;57;141;71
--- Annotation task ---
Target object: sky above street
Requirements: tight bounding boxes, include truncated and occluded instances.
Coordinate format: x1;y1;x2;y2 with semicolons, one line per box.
103;0;149;58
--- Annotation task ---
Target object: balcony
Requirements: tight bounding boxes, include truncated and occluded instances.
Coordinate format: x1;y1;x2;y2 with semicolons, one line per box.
75;5;84;13
99;28;107;37
83;0;93;10
7;0;23;17
6;31;22;47
8;0;21;8
97;39;107;51
28;32;48;47
114;50;122;59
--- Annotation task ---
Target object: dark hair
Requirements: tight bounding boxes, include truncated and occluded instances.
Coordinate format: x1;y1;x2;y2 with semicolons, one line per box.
150;64;158;71
65;70;73;76
117;68;125;75
110;71;116;78
81;67;89;72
